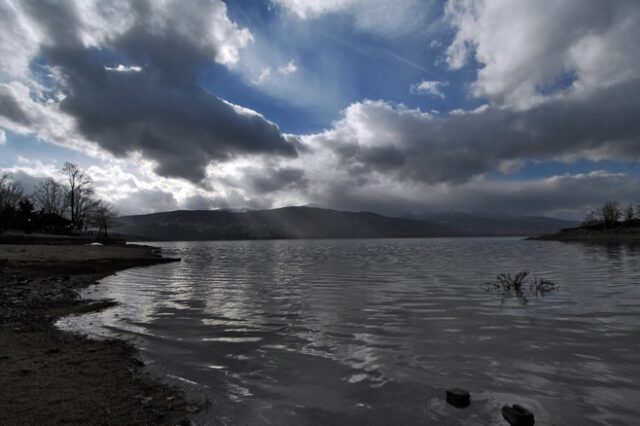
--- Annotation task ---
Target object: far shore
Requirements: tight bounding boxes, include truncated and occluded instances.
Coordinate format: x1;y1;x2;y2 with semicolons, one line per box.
528;222;640;243
0;243;198;425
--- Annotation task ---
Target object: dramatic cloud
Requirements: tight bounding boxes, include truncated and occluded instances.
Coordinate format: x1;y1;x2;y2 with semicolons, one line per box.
410;80;448;98
301;74;640;186
2;1;639;218
0;0;297;183
445;0;640;107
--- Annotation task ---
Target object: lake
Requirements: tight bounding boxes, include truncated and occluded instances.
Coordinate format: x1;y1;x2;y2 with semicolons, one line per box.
57;238;640;425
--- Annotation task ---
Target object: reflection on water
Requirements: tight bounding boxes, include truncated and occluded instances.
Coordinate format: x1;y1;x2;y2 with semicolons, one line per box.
57;238;640;425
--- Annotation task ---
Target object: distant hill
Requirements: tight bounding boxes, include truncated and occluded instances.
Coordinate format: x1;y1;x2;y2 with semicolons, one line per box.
400;211;579;237
113;206;462;241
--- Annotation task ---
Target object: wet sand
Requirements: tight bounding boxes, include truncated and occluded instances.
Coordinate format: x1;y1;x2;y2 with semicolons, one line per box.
0;244;196;425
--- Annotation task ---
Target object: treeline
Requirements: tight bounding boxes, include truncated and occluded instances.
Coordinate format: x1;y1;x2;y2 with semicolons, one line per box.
583;201;640;227
0;162;116;236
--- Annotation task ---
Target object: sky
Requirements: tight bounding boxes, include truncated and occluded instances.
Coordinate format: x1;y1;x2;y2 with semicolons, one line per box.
1;0;640;219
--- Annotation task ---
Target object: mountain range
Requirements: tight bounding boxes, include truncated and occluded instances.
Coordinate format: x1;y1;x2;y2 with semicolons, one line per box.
113;206;578;241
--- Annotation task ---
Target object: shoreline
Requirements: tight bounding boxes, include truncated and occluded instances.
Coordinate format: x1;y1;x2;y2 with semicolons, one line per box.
528;221;640;243
0;244;196;425
528;232;640;243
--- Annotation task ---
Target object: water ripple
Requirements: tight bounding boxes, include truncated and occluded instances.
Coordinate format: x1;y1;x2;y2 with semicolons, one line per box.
58;238;640;425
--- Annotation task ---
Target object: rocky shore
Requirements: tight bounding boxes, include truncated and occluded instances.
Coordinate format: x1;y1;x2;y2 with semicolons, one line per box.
0;244;194;425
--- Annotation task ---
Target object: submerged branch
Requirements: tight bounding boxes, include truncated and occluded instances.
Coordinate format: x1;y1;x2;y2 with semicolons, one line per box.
480;271;559;305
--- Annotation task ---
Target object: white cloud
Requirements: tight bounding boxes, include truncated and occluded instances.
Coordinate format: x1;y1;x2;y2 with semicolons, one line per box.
104;65;142;73
252;67;272;85
0;128;5;145
0;1;44;81
250;60;297;86
410;80;448;98
445;0;640;107
271;0;353;19
278;60;298;75
134;0;253;68
270;0;435;37
0;160;62;186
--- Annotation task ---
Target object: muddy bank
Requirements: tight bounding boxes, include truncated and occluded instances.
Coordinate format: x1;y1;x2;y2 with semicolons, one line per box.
0;244;196;425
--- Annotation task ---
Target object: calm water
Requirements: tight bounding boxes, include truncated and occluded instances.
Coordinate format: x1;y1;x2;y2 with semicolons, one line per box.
58;238;640;425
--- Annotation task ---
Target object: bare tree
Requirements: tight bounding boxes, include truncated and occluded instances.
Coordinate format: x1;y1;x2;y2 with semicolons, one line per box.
32;178;66;216
91;200;117;237
601;201;621;227
625;204;635;222
582;209;600;226
0;173;24;233
62;162;96;232
0;173;23;208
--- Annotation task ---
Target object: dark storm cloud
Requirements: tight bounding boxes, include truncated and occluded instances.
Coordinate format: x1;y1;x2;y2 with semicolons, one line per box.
247;167;308;194
17;0;296;183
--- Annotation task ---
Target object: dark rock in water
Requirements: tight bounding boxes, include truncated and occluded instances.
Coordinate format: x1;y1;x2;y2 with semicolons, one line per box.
502;404;535;426
446;388;470;408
